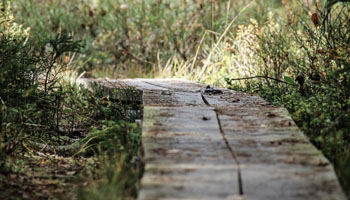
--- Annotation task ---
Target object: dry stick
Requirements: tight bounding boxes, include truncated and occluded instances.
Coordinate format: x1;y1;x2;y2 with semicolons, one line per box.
198;0;255;81
228;76;297;86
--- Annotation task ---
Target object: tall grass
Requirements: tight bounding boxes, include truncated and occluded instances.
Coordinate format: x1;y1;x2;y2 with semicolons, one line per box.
155;0;283;85
11;0;282;79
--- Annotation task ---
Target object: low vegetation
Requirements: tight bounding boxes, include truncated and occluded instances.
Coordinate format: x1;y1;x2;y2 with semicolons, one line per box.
1;0;349;198
0;3;143;199
226;1;350;196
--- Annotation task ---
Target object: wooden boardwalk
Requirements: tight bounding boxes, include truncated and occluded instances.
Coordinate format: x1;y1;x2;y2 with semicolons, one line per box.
85;78;346;200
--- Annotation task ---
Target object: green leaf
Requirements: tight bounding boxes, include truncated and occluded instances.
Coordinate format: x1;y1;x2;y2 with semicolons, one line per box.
284;76;294;85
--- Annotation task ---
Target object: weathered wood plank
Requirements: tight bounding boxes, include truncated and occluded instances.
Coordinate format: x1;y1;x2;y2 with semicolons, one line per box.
78;78;143;103
202;89;267;107
139;106;240;200
87;78;346;200
140;79;204;92
142;91;206;107
215;101;347;200
90;78;167;91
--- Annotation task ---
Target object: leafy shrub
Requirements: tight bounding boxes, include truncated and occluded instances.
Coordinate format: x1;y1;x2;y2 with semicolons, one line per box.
0;5;80;153
226;1;350;196
1;4;143;198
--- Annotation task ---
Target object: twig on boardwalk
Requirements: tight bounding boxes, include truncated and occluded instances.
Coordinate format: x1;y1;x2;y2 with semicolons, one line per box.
227;76;297;86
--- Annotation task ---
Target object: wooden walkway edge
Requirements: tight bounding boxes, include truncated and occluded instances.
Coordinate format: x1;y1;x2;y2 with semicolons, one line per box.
82;78;346;200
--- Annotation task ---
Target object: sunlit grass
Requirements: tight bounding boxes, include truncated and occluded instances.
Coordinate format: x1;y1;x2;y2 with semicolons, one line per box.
12;0;283;79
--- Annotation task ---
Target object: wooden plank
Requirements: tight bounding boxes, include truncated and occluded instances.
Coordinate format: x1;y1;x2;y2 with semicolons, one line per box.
102;78;170;91
78;78;143;103
86;78;346;200
202;89;267;107
139;106;241;200
215;102;347;200
104;78;206;92
81;78;207;106
139;79;205;93
143;91;206;107
128;79;208;106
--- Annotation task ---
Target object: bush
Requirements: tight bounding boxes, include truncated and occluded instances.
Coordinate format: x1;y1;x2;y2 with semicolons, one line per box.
1;4;143;198
0;4;81;153
226;1;350;196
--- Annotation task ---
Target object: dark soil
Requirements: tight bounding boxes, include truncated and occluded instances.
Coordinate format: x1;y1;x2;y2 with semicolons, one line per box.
0;153;98;200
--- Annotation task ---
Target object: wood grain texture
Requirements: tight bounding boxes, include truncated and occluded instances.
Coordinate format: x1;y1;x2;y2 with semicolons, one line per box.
84;78;346;200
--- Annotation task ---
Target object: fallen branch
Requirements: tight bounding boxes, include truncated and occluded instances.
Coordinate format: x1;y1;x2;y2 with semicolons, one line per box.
227;76;297;86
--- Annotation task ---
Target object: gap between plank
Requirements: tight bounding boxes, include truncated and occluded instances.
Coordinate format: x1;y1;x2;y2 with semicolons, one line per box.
215;109;244;196
200;93;210;106
201;93;244;196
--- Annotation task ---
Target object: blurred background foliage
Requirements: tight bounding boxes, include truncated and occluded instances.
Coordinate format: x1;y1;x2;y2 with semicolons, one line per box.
1;0;350;198
11;0;283;78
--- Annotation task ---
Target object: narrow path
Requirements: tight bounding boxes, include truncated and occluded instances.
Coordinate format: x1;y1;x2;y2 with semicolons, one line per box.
84;78;346;200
